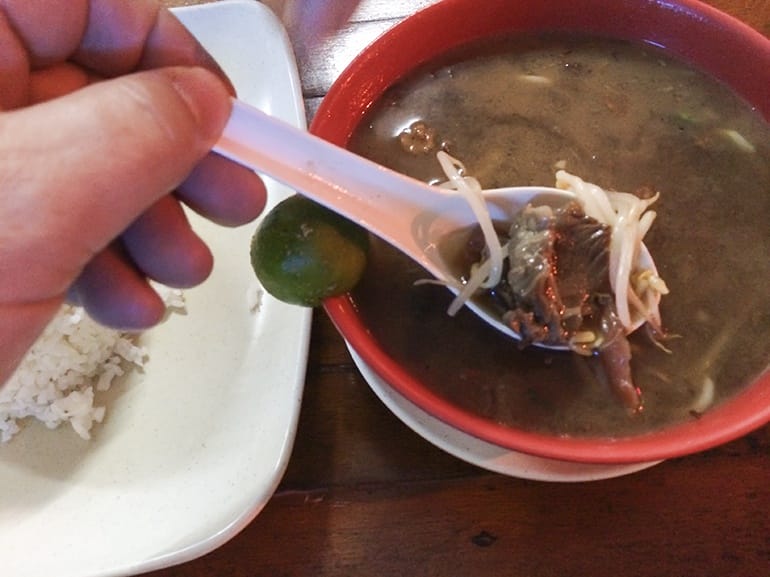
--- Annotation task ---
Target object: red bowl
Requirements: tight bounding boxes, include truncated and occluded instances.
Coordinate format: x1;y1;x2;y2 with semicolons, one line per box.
313;0;770;463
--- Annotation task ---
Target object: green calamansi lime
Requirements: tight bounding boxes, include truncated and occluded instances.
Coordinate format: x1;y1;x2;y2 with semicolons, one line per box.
250;195;369;307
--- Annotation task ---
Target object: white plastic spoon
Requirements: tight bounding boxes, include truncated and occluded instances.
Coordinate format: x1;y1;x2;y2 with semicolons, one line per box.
214;99;652;346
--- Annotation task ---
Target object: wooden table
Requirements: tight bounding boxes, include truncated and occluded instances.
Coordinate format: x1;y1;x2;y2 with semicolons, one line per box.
154;1;770;575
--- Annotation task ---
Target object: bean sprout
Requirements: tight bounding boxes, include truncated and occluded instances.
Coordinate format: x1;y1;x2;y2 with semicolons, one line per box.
434;152;668;340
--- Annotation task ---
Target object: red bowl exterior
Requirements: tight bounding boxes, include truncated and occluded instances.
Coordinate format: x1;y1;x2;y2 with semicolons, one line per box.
314;0;770;463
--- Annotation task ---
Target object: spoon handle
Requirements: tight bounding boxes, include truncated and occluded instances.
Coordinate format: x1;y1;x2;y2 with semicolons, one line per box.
215;99;441;263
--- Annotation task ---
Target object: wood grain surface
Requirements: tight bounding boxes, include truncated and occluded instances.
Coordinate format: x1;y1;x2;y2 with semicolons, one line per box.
153;1;770;576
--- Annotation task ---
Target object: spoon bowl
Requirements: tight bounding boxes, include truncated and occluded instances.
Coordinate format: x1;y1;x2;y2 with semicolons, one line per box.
215;99;654;345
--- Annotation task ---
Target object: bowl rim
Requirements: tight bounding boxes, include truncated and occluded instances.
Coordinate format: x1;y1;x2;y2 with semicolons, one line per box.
314;0;770;463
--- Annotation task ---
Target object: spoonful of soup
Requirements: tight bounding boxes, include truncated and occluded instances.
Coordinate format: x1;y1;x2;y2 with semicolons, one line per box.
216;100;667;404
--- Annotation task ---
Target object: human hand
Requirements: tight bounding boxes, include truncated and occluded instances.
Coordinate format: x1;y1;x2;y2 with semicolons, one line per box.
0;0;266;383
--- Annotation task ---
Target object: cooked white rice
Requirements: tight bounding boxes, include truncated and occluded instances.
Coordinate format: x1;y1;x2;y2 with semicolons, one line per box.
1;289;185;443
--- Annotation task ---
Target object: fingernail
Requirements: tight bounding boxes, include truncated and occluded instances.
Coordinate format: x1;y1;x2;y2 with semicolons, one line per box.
166;66;232;142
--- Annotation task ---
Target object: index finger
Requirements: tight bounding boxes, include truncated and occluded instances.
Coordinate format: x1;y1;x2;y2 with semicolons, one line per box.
76;0;231;87
0;0;232;87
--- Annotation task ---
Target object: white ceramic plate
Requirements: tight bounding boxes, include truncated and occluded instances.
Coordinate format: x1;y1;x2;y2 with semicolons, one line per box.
0;2;309;576
349;348;661;482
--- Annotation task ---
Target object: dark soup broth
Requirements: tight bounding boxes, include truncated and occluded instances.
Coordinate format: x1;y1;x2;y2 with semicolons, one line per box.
347;34;770;437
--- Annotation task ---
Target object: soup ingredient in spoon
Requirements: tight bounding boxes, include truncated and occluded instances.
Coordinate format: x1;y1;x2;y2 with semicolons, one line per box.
434;152;668;411
492;201;643;409
250;195;369;307
496;201;614;347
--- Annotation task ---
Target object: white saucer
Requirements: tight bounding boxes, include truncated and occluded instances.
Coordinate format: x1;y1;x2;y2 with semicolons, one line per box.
348;348;661;482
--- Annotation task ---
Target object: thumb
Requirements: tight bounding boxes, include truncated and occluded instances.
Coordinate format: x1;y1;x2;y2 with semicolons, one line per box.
0;66;232;302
